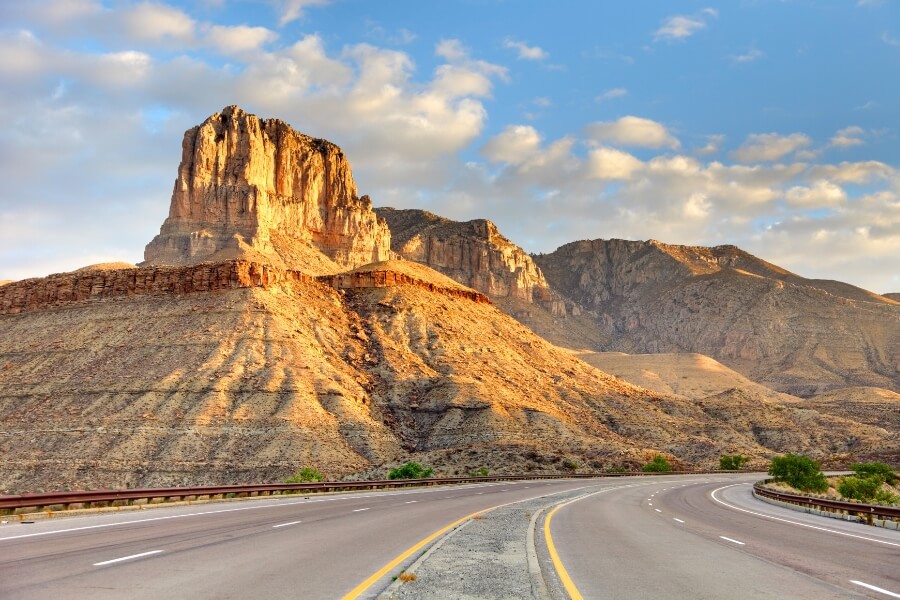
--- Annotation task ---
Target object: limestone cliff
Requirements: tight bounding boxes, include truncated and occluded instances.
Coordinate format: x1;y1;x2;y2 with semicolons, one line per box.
144;106;391;274
534;239;900;396
375;208;565;313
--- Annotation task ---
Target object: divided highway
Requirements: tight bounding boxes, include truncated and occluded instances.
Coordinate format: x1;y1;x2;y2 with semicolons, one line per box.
0;478;596;599
546;475;900;599
2;474;897;598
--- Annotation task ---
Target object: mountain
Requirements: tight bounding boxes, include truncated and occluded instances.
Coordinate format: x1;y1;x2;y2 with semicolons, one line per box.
533;239;900;396
1;106;895;492
143;105;390;274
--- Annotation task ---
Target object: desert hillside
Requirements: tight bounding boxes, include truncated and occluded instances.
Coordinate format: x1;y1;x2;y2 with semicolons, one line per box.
533;239;900;396
2;260;892;493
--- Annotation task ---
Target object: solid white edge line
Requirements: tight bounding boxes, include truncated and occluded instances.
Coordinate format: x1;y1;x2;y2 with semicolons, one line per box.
711;484;900;548
93;550;162;566
719;535;745;545
272;520;302;528
850;580;900;598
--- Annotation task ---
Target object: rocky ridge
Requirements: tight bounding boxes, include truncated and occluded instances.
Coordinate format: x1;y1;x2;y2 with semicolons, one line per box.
533;239;900;395
375;208;568;314
144;105;390;274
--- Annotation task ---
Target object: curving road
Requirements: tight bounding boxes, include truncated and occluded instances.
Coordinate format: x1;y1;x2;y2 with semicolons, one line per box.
546;474;900;599
0;478;599;599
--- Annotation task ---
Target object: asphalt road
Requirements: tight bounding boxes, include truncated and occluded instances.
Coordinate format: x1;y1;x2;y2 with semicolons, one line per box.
0;478;605;599
547;475;900;599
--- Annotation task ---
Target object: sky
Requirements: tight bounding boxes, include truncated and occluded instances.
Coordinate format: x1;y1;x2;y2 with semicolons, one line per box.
1;1;898;294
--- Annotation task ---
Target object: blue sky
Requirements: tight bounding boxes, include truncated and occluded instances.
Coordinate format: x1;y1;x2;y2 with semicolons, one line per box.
1;0;898;293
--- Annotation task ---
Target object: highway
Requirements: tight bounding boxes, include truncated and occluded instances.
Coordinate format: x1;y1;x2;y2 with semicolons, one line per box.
0;478;599;599
546;476;900;599
2;474;897;598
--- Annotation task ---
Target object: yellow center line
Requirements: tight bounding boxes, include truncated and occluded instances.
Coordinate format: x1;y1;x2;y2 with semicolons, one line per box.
544;502;585;600
341;506;495;600
342;483;594;599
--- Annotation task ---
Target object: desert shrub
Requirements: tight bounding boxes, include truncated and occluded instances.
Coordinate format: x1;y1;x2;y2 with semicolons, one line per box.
850;462;898;485
561;459;579;471
642;455;672;473
283;467;325;483
719;454;749;470
468;467;489;477
838;475;884;502
388;461;433;480
768;454;828;493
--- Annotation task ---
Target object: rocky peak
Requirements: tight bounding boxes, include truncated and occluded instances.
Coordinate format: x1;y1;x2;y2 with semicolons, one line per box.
143;105;391;274
375;208;555;305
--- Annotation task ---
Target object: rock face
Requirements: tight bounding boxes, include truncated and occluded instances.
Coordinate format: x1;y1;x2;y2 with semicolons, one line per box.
375;208;566;313
144;106;391;274
534;239;900;395
3;261;891;492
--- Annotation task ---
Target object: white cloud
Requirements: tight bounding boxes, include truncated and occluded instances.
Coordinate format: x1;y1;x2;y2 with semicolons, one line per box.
533;97;552;107
654;15;707;41
829;125;865;148
503;38;548;60
121;2;195;43
732;133;812;163
785;180;847;207
435;39;468;62
274;0;330;26
482;125;542;165
596;87;627;102
203;25;277;54
587;116;680;149
696;134;724;156
728;48;764;64
587;146;643;180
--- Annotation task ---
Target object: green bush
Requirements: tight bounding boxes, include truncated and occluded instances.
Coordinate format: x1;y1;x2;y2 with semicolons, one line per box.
719;454;749;470
283;467;325;483
388;461;434;480
768;454;828;493
561;459;579;471
642;455;672;473
468;467;489;477
850;462;898;485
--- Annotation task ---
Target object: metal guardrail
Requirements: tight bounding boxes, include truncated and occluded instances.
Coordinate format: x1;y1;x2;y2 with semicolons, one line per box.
753;481;900;522
0;470;734;513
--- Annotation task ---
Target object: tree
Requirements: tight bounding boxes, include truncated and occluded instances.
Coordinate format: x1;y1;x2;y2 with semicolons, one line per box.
838;475;887;503
768;454;828;493
388;461;434;480
850;462;898;485
283;467;325;483
642;455;672;473
719;454;749;470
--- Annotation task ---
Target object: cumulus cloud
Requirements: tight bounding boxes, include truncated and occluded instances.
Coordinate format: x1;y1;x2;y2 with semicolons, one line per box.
731;133;812;163
121;2;195;43
503;38;548;60
586;146;643;180
696;134;725;156
274;0;330;26
482;125;542;165
203;25;277;54
785;180;847;207
829;126;865;148
586;116;680;149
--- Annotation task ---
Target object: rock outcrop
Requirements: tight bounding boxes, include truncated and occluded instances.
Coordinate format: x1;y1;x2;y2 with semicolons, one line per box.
375;208;568;314
0;260;488;315
534;239;900;395
144;106;391;274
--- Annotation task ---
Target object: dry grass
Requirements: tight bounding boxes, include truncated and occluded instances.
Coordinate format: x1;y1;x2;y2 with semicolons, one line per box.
398;573;417;582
